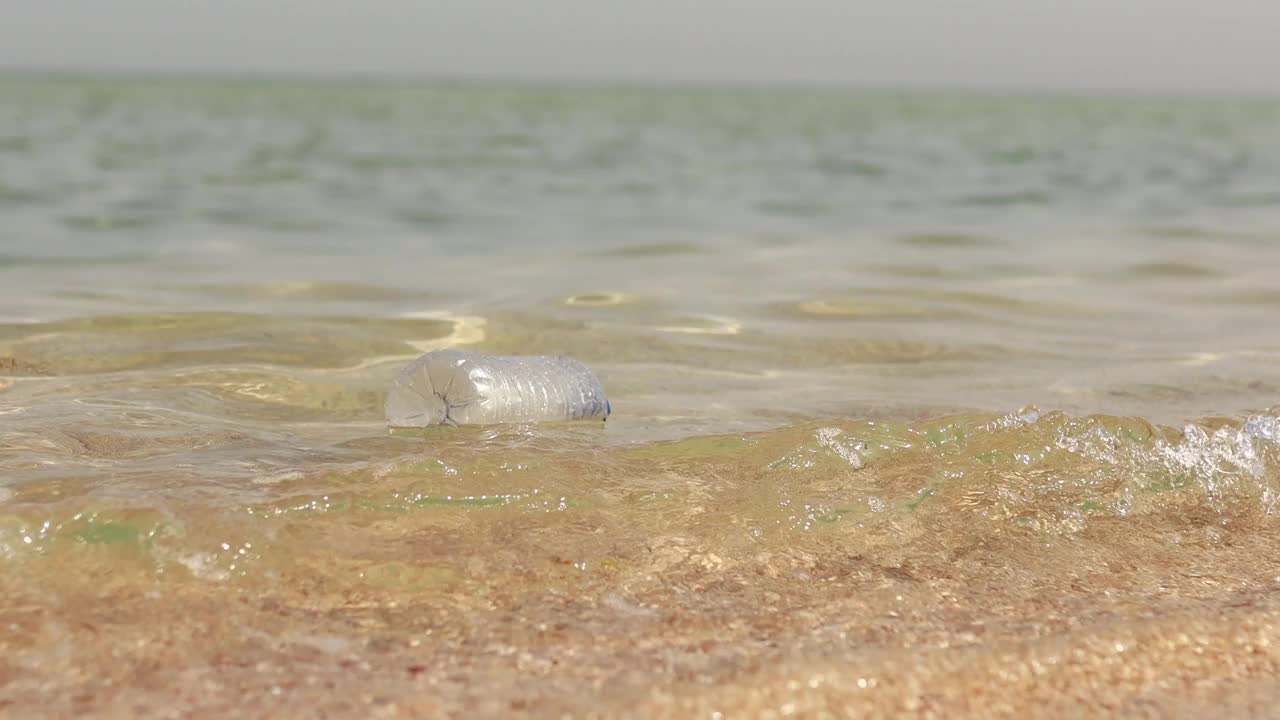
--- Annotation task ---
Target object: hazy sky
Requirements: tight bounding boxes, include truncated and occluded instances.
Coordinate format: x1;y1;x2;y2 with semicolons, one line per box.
3;1;1278;94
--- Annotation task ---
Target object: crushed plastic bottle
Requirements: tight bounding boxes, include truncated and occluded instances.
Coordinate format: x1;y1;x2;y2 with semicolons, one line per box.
385;349;611;427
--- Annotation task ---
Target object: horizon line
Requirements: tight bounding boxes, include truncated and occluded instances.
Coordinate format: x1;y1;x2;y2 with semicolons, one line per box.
2;63;1278;102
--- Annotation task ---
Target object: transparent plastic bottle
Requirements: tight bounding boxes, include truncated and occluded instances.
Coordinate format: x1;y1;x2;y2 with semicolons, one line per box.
385;349;611;427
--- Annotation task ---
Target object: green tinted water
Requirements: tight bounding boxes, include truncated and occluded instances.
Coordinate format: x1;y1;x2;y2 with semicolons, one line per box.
3;74;1280;715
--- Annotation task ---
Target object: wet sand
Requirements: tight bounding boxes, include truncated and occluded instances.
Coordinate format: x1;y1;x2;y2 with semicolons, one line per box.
5;416;1280;718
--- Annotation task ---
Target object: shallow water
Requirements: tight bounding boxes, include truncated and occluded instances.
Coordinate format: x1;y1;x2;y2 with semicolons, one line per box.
3;75;1280;716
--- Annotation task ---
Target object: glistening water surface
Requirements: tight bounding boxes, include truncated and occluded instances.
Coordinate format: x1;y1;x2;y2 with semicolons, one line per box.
3;75;1280;717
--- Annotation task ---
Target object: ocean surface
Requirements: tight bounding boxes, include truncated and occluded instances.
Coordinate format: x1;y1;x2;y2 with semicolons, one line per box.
3;74;1280;716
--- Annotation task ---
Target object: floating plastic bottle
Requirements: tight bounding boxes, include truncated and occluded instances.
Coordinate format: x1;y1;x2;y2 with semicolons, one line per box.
385;349;610;427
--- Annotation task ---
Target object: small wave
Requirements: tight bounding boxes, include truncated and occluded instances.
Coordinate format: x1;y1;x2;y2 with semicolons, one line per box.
894;232;1000;248
954;189;1053;207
